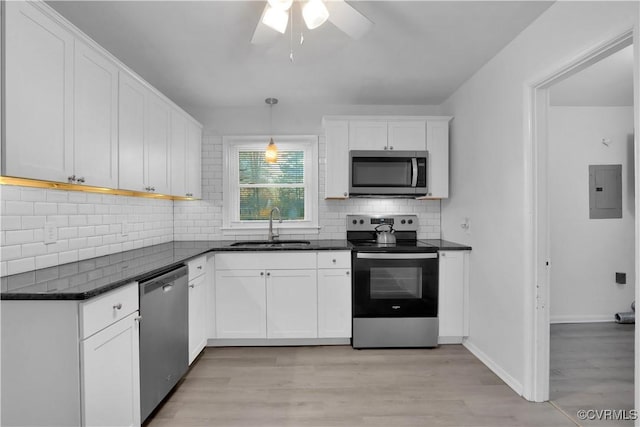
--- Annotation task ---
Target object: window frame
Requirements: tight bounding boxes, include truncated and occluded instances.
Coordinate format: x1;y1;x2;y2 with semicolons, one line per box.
222;135;319;235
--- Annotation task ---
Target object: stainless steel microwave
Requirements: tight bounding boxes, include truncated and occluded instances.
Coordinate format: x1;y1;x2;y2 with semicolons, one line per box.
349;150;428;197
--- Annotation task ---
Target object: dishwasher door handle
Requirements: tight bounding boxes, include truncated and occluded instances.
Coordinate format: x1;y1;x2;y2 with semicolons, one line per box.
162;284;173;293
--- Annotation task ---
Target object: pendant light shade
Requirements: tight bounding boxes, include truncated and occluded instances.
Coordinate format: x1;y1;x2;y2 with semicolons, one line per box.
265;98;278;163
262;5;289;34
302;0;329;30
265;138;278;164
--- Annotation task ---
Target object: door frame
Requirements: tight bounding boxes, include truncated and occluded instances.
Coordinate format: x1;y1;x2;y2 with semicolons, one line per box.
522;28;638;403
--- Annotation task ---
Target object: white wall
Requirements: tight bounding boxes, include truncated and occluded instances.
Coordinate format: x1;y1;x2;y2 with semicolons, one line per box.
439;1;638;395
174;104;443;241
549;106;635;322
0;187;173;276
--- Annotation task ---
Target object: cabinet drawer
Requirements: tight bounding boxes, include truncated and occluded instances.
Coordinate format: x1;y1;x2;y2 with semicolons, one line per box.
81;282;138;339
188;255;206;280
317;251;351;269
216;252;316;270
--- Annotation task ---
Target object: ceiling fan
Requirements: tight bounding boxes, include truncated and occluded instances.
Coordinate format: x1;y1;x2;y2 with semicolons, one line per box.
251;0;373;45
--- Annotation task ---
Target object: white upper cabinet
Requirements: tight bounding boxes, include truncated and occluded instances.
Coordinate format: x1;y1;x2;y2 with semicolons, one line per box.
3;1;202;196
349;120;388;150
73;40;119;188
323;119;349;199
118;72;146;192
4;1;74;182
146;92;171;195
171;110;202;199
387;120;427;151
425;118;450;199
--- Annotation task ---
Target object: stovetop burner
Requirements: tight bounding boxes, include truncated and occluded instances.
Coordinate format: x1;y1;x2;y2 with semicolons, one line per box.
346;214;438;253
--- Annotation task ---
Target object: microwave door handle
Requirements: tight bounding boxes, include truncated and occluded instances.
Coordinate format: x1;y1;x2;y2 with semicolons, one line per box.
411;158;418;187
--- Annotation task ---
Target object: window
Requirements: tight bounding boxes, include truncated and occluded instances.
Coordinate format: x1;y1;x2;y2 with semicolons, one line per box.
223;135;318;234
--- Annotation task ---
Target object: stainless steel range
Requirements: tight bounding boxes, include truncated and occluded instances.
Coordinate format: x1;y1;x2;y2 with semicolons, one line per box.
347;214;439;348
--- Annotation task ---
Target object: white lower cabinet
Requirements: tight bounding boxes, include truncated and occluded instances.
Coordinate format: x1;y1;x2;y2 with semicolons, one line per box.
215;269;267;338
81;311;140;427
1;282;140;427
266;269;317;338
438;250;470;343
317;251;352;338
213;251;350;342
188;255;208;364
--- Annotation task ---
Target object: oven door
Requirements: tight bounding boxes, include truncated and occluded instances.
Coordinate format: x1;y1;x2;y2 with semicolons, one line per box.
352;252;438;318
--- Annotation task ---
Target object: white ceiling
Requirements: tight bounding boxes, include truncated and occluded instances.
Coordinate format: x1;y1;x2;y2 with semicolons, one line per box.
47;1;553;120
550;45;634;107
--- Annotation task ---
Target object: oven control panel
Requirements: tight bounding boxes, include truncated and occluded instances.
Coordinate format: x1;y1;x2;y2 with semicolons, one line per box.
346;214;418;232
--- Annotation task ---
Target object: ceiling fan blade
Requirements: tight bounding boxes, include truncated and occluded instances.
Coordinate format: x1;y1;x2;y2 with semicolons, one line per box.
325;0;372;40
251;4;282;45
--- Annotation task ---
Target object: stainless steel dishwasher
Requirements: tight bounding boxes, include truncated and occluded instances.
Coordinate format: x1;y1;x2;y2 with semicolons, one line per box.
138;264;189;422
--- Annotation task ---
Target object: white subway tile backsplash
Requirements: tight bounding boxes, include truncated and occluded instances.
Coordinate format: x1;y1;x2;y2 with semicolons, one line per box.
21;242;48;257
7;257;35;275
1;216;22;231
1;245;21;260
5;229;35;245
5;201;34;216
58;250;79;264
35;253;59;269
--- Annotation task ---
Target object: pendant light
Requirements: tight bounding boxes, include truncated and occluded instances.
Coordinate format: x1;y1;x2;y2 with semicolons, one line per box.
265;98;278;164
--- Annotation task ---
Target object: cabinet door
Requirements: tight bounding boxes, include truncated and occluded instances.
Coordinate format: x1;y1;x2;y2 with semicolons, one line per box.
4;1;74;182
388;120;426;151
317;268;352;338
185;120;202;199
215;270;266;338
188;274;207;365
118;73;146;192
81;311;140;427
438;251;465;341
426;119;449;198
324;120;349;199
74;41;119;188
266;269;317;338
170;110;187;197
349;120;387;150
146;93;171;195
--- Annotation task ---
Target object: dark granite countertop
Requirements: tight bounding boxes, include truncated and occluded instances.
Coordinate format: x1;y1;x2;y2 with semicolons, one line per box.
1;238;470;301
0;240;351;300
419;239;472;251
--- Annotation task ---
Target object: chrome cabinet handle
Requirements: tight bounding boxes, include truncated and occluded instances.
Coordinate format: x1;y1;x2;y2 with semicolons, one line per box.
68;175;77;183
134;315;142;323
189;284;195;288
76;177;85;183
186;193;193;197
197;266;202;270
113;303;122;310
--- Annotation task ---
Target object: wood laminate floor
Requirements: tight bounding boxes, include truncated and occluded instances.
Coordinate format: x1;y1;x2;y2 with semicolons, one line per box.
145;345;575;427
550;322;635;427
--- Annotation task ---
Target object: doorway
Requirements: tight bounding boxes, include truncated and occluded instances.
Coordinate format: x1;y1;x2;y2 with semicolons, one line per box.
524;30;639;412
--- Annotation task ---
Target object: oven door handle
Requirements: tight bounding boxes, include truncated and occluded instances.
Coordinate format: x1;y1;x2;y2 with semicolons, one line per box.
356;252;438;259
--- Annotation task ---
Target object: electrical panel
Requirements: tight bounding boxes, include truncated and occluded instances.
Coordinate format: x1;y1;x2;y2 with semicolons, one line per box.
589;164;622;219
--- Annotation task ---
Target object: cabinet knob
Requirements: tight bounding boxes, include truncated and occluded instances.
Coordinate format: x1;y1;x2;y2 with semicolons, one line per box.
134;315;142;323
189;284;195;288
186;193;193;197
389;146;394;150
113;303;122;310
383;146;388;150
260;272;264;276
343;192;348;197
150;187;156;192
346;271;350;276
332;259;336;263
197;266;202;270
266;272;271;277
441;253;446;257
76;177;85;183
68;175;77;183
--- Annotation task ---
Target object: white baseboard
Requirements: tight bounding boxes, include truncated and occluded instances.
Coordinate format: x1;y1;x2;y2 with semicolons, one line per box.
462;338;524;396
550;314;616;324
207;338;350;347
438;336;463;344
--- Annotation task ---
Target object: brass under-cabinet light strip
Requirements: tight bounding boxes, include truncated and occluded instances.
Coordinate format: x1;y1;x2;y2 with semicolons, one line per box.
0;176;195;201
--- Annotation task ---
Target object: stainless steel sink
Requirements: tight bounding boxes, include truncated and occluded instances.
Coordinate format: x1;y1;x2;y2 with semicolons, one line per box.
229;240;311;248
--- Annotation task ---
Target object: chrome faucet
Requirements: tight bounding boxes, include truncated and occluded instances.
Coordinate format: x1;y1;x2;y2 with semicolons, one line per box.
268;207;282;241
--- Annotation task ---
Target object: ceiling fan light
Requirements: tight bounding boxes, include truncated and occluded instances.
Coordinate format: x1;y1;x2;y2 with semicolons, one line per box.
267;0;293;11
262;5;289;34
302;0;329;30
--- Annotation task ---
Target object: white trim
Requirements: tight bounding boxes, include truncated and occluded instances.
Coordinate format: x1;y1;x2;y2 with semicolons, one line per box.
222;135;319;232
463;338;524;396
438;336;463;345
207;338;350;347
524;29;636;404
550;315;616;324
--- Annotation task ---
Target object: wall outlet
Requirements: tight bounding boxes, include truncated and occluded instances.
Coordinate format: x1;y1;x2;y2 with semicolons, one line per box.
616;272;626;284
44;222;58;245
